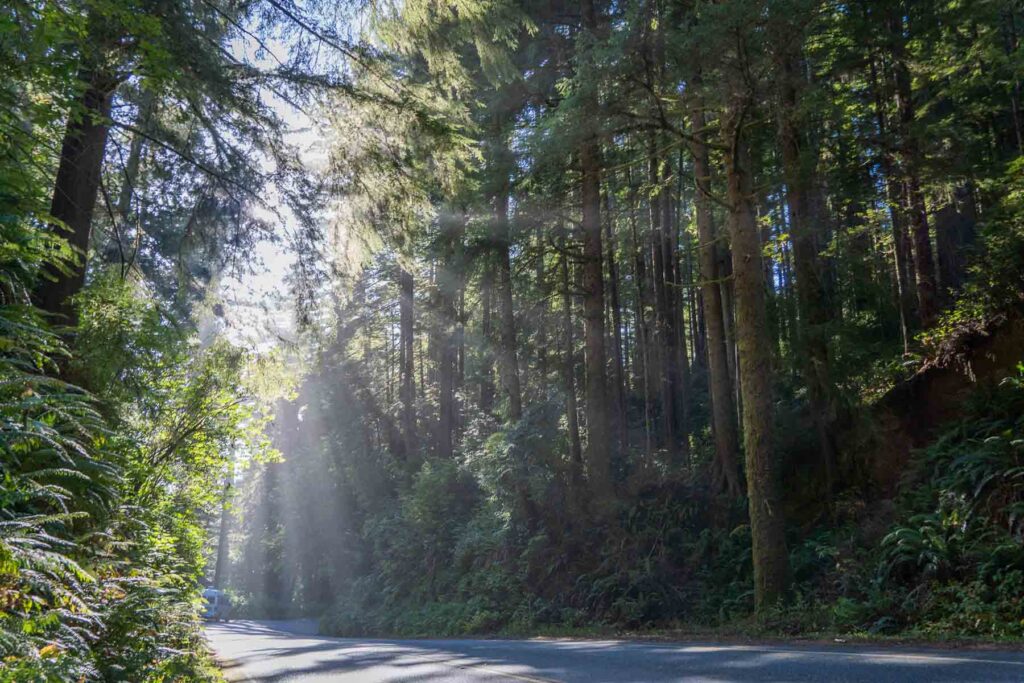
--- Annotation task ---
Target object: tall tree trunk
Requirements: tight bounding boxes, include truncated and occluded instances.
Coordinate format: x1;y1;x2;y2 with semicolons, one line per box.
399;266;416;457
36;69;118;323
479;266;495;414
723;96;789;612
775;45;838;492
579;0;613;503
561;247;584;477
869;56;917;349
664;170;691;457
115;90;155;222
213;477;232;589
494;180;523;421
627;168;655;458
890;9;938;327
106;90;155;277
688;92;741;497
535;225;550;380
436;215;462;458
717;238;740;423
649;142;676;454
456;289;466;437
681;144;705;375
386;324;395;406
604;183;628;451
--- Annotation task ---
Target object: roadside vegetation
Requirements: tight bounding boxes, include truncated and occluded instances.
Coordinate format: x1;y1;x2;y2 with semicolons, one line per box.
0;0;290;679
0;222;249;680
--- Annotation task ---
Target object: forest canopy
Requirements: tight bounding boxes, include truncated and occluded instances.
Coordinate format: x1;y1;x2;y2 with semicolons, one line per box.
2;0;1024;679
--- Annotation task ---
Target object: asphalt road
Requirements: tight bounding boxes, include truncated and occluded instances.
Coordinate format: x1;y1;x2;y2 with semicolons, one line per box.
205;619;1024;682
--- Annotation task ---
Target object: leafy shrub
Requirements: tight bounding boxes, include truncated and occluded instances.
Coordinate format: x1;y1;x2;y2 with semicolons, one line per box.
0;248;228;679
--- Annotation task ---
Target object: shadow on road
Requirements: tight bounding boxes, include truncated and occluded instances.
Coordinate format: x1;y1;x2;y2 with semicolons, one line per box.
206;621;1024;682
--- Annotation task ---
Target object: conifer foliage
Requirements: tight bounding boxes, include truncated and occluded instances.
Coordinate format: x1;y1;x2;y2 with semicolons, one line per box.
233;0;1024;636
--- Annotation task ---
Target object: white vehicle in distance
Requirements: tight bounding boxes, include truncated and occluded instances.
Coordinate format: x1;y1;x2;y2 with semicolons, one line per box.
201;588;232;622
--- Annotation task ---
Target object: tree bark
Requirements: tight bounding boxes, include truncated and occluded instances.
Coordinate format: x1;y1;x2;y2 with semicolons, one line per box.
103;89;156;277
890;9;938;327
479;265;496;415
561;247;584;475
579;0;613;503
775;44;838;492
36;69;118;324
723;96;789;612
648;142;677;454
535;225;550;379
627;167;655;458
494;179;523;421
435;215;462;458
604;183;628;451
688;92;741;497
399;266;416;457
664;168;691;458
869;56;917;350
213;477;232;589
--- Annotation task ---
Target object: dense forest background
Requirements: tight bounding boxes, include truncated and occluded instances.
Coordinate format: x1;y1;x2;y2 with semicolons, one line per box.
228;0;1024;641
3;0;1024;680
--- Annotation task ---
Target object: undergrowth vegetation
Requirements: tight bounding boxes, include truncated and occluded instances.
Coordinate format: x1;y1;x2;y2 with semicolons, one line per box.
0;222;252;680
316;366;1024;639
835;370;1024;638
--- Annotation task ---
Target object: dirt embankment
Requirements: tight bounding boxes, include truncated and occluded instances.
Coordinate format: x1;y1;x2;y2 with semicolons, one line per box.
863;310;1024;495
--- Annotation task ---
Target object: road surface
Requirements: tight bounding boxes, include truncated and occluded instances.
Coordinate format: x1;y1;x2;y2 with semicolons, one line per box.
205;619;1024;682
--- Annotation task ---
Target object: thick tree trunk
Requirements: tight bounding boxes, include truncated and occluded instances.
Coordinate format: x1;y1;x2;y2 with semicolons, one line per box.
723;101;789;612
97;91;154;277
456;289;466;437
717;243;740;422
642;0;686;459
688;94;741;497
115;90;155;223
935;185;975;298
580;138;613;501
104;90;156;277
36;69;118;324
934;203;961;304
